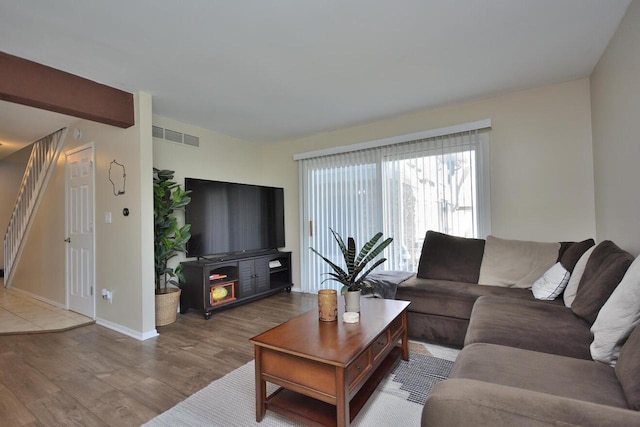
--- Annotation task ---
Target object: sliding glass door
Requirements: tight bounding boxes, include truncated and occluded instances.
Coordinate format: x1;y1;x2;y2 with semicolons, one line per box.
299;129;489;293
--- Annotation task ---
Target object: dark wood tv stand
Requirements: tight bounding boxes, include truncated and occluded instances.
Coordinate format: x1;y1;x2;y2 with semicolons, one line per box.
180;251;292;319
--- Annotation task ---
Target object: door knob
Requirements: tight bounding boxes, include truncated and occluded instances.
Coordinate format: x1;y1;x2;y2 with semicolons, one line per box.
64;238;71;243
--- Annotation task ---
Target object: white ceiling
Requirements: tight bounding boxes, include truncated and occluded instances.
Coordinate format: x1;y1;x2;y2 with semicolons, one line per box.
0;0;631;154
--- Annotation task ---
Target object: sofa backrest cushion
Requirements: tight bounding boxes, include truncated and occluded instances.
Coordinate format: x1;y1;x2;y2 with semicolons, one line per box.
564;246;596;307
416;231;485;283
559;239;596;273
571;241;634;324
615;323;640;410
478;235;560;288
591;255;640;365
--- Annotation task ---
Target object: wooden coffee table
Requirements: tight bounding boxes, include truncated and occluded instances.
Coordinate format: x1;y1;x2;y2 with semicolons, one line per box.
250;297;410;427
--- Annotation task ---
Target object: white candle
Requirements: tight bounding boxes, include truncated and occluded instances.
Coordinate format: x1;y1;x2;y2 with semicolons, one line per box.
343;312;359;323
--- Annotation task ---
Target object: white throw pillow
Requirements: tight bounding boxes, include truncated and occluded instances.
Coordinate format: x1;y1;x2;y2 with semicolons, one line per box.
564;245;596;307
590;255;640;366
531;262;570;300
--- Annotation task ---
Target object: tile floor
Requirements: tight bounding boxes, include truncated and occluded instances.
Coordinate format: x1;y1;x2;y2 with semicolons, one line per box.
0;278;94;334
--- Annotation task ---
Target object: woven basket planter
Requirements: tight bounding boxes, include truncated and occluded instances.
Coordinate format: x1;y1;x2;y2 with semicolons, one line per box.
155;287;181;326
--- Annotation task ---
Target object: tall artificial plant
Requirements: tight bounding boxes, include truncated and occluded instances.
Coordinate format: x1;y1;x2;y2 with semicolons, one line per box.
311;228;393;294
153;168;191;294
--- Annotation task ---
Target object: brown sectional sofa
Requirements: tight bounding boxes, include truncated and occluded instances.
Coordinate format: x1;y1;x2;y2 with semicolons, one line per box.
395;231;594;347
394;231;640;426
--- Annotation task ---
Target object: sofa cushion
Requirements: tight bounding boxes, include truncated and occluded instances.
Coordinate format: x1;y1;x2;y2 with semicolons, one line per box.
615;324;640;410
416;231;485;283
591;256;640;365
571;241;634;324
406;311;469;348
422;379;640;427
564;245;596;307
531;262;570;300
559;238;595;273
395;276;536;320
451;343;629;409
478;236;560;288
464;296;592;359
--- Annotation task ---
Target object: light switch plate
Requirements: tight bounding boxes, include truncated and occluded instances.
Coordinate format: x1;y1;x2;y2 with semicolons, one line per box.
105;212;112;223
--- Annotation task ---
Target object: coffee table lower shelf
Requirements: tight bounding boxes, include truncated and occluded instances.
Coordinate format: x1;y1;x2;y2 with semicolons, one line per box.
265;347;402;427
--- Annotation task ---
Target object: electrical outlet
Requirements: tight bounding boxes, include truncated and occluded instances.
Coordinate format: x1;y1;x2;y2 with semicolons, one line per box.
101;288;113;303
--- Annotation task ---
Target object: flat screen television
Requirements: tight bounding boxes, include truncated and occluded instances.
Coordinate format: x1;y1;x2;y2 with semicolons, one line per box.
185;178;285;257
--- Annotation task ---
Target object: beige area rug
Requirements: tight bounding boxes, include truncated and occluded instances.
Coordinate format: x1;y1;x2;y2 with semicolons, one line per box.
145;344;458;427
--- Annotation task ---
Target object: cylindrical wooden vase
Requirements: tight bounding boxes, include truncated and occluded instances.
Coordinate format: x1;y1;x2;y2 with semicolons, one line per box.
318;289;338;321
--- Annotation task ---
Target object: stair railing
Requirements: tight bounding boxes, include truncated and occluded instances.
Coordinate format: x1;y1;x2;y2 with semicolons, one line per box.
3;128;67;287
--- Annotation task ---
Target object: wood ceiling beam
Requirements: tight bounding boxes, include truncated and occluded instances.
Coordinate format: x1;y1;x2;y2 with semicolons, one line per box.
0;52;134;128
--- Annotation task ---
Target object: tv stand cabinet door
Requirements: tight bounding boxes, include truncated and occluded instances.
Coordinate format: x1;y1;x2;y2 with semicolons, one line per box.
238;256;272;297
253;256;270;293
238;260;256;297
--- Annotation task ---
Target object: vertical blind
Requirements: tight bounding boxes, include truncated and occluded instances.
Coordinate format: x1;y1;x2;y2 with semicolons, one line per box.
299;127;490;293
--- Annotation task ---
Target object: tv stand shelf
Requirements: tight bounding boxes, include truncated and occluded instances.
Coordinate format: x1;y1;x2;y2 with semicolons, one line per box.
180;251;292;319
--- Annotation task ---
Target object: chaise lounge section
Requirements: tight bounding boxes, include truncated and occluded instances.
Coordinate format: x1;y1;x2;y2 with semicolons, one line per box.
422;325;640;426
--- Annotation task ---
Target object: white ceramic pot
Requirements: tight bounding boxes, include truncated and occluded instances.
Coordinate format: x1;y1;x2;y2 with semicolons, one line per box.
344;289;361;313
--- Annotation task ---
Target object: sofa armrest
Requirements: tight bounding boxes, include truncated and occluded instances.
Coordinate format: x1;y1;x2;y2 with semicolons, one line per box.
422;379;640;427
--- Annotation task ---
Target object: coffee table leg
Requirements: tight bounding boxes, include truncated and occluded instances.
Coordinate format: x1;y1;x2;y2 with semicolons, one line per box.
255;346;266;422
401;311;409;361
336;367;349;427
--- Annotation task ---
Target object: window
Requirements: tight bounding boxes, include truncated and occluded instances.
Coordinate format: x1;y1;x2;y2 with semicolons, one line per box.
297;122;490;293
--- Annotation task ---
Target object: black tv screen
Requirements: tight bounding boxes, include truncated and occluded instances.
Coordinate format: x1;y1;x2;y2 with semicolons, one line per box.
185;178;285;257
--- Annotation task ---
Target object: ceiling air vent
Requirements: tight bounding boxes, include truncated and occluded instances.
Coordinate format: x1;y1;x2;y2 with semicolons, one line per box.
152;126;200;148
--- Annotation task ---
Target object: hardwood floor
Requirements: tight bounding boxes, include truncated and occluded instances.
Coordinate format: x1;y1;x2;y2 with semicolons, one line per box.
0;291;318;427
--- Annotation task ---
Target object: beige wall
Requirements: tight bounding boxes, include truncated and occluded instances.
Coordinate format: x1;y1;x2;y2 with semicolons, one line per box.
0;145;31;269
262;79;596;288
11;92;156;338
152;80;596;293
591;0;640;256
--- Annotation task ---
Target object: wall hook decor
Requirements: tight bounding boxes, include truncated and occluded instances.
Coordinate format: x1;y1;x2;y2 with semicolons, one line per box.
109;160;126;196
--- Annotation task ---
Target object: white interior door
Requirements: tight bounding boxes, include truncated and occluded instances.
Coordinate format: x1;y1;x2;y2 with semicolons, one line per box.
66;144;95;318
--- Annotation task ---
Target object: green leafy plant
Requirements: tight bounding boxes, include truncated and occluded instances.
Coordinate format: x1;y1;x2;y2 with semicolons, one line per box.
311;228;393;294
153;168;191;294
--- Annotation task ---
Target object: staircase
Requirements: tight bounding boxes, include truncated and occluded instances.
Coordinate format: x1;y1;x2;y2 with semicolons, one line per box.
3;128;67;288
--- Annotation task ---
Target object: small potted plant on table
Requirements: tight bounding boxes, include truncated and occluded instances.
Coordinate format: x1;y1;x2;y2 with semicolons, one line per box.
311;228;392;312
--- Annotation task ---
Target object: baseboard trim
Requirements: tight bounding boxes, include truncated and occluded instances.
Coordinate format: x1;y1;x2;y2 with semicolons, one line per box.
96;317;158;341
